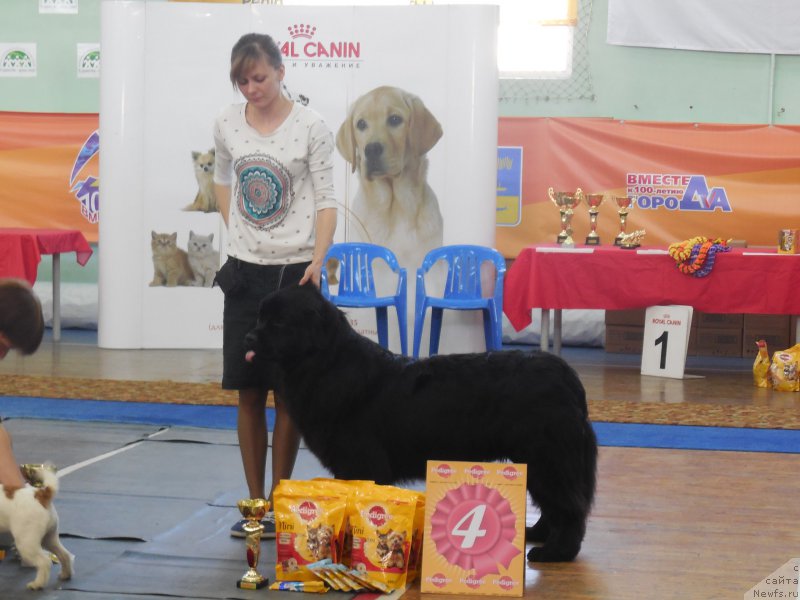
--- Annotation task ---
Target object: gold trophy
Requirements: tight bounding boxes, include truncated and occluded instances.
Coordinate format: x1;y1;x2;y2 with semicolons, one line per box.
582;193;605;245
548;187;583;246
613;195;636;246
236;498;270;590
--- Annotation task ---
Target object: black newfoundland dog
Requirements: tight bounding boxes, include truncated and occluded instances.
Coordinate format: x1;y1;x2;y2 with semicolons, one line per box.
245;284;597;562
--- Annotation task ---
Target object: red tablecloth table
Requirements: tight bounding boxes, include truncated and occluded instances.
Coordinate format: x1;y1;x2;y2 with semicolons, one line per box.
0;228;93;341
503;245;800;353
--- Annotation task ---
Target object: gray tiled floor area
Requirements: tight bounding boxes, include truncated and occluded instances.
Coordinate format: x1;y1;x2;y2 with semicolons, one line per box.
0;419;347;599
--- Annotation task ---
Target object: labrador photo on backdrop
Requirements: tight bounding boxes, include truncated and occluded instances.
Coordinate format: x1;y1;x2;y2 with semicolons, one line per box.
336;85;443;271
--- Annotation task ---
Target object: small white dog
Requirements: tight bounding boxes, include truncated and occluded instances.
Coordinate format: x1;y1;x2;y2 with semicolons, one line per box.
0;466;74;590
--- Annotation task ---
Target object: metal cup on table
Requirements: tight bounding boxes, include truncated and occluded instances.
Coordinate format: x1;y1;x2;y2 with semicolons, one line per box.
612;195;636;246
548;187;583;247
582;192;605;246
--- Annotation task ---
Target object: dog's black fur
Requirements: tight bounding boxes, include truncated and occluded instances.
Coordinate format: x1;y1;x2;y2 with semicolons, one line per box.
245;284;597;562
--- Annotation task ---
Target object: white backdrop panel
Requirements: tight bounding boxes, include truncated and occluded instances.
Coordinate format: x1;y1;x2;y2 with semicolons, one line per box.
99;2;498;351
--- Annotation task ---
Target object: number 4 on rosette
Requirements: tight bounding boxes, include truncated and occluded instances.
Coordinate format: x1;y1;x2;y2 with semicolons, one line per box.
430;483;519;576
421;460;527;597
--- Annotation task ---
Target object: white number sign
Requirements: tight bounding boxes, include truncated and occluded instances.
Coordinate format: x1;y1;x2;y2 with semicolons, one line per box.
641;305;693;379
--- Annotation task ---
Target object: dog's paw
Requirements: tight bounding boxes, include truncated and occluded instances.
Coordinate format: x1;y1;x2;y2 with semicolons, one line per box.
59;553;75;580
526;544;579;563
26;580;44;591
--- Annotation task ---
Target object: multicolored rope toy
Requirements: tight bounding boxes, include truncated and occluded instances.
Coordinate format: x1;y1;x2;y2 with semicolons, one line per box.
668;237;731;278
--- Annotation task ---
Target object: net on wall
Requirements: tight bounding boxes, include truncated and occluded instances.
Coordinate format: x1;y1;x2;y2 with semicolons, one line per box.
499;0;595;104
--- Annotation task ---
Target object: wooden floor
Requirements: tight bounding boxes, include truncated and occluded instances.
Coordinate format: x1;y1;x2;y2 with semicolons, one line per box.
2;332;800;599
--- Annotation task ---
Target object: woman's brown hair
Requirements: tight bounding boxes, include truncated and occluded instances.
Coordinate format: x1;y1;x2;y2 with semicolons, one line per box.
229;33;283;87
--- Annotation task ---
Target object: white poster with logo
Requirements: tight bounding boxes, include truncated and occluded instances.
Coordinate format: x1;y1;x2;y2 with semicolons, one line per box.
0;43;37;78
99;2;498;351
76;43;99;79
39;0;78;15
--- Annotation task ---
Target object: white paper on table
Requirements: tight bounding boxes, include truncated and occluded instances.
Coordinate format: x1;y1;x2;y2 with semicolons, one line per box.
636;249;669;255
535;247;595;253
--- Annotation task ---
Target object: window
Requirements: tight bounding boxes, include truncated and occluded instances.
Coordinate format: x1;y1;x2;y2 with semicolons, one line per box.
279;0;575;79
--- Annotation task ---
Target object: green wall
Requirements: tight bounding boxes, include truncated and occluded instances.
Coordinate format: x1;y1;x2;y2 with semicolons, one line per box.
2;0;798;122
0;0;100;113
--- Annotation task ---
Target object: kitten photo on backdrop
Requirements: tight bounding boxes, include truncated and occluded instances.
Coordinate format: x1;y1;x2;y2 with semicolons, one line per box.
187;230;219;287
149;231;195;287
183;149;217;213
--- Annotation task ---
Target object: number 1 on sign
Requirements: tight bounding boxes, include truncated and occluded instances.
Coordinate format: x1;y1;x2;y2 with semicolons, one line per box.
654;330;668;369
451;505;487;549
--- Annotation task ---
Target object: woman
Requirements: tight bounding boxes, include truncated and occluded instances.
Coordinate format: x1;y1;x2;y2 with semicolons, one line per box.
0;278;45;490
213;33;338;537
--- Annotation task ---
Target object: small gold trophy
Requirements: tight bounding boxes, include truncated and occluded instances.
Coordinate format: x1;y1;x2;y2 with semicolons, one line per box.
236;498;270;590
582;193;605;245
548;187;583;246
617;229;646;249
613;195;636;246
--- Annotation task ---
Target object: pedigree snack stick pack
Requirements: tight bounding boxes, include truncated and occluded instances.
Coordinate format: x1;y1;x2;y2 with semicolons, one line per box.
347;484;419;591
273;480;347;582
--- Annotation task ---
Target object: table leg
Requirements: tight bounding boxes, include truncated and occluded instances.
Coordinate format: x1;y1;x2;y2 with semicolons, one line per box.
540;309;550;352
52;253;61;342
554;309;562;355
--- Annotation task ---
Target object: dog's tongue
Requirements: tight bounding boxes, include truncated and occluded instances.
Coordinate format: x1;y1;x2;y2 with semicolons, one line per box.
245;350;255;363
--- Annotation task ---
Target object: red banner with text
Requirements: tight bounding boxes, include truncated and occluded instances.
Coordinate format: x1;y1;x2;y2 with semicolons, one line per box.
0;112;99;242
496;117;800;258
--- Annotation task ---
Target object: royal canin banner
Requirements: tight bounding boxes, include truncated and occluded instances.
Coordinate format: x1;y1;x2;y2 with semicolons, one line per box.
0;111;99;242
495;117;800;258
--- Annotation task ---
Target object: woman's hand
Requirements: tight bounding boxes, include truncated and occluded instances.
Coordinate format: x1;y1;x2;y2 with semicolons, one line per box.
301;207;337;288
299;262;322;288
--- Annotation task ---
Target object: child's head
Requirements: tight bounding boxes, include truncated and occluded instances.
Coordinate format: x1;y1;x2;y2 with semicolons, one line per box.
0;279;44;357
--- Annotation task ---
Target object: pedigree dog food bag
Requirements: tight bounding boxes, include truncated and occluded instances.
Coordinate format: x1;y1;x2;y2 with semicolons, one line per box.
770;344;800;392
347;484;419;591
406;490;426;585
311;478;375;566
273;480;347;582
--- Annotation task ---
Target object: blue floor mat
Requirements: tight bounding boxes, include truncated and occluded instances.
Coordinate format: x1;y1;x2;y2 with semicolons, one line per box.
592;421;800;454
3;396;799;454
1;396;245;430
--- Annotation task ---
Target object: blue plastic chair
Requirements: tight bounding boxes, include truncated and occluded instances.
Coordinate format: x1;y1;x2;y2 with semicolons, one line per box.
412;245;506;358
321;242;408;356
